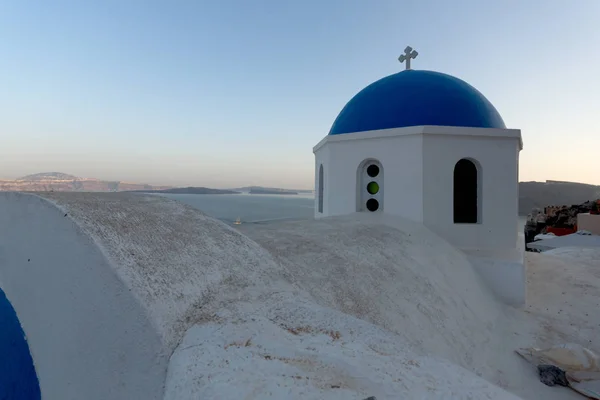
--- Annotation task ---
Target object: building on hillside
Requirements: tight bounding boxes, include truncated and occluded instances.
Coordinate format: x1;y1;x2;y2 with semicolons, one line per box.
314;47;525;304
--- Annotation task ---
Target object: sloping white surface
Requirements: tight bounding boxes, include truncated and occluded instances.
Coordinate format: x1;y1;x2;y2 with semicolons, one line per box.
0;192;293;400
524;251;600;349
527;233;600;252
38;191;290;350
238;214;504;373
543;246;600;264
3;193;597;399
166;298;521;400
166;214;590;400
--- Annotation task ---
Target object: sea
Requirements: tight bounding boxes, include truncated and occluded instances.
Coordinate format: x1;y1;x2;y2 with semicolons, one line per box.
156;193;315;224
157;192;528;232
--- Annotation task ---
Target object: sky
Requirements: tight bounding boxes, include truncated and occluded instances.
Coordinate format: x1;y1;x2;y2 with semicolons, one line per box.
0;0;598;189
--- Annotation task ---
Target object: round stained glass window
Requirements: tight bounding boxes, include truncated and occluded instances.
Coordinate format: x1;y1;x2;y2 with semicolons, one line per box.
366;198;379;212
367;181;379;195
367;164;379;178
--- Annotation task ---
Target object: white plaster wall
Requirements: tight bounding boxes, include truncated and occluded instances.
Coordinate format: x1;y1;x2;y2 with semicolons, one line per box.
466;256;525;306
422;134;521;250
0;193;165;400
578;213;600;235
463;233;526;306
315;131;424;222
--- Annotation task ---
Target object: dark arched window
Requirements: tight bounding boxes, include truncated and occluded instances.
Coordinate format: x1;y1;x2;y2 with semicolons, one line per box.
318;164;324;213
453;158;479;223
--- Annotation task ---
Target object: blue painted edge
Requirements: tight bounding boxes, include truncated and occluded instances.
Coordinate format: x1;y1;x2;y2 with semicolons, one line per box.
0;288;41;400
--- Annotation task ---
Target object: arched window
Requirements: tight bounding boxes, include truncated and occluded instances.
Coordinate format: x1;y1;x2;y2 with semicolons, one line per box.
318;164;324;213
356;159;383;212
453;158;479;223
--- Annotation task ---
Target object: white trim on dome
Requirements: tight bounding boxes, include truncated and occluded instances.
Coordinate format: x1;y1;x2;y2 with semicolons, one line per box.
313;125;523;153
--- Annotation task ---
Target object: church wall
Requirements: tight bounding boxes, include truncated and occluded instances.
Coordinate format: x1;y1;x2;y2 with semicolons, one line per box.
463;248;526;305
321;133;424;221
422;134;520;249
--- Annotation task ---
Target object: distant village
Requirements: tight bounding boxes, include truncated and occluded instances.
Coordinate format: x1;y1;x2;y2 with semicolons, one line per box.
524;198;600;251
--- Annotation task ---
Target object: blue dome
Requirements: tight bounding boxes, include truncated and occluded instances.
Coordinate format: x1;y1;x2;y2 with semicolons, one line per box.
329;70;505;135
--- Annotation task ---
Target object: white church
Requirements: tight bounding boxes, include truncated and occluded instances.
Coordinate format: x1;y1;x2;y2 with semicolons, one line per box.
313;47;525;304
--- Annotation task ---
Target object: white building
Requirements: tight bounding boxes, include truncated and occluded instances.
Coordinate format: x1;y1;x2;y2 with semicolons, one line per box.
314;49;525;304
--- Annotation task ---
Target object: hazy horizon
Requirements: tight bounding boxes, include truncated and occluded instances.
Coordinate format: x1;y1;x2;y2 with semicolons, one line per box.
1;0;599;188
2;170;600;192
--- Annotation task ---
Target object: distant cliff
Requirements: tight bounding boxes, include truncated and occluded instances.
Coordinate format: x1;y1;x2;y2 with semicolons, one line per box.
249;188;298;195
20;172;79;181
0;172;172;192
131;187;239;195
232;186;308;195
519;180;600;215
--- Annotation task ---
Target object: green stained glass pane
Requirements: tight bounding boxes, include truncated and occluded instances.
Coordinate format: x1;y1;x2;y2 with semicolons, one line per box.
367;181;379;195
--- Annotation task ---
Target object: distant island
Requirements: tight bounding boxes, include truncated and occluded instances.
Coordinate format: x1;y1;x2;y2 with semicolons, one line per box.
21;172;77;181
249;188;298;195
135;186;310;195
130;187;239;195
0;172;173;192
232;186;311;195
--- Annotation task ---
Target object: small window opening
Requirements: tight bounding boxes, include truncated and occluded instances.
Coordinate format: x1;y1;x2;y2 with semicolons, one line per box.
453;158;478;223
318;164;324;213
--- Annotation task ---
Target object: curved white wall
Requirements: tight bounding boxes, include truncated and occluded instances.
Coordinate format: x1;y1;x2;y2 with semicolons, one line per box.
0;191;289;399
0;193;166;400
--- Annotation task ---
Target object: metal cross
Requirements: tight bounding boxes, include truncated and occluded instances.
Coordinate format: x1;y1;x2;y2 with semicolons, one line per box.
398;46;418;70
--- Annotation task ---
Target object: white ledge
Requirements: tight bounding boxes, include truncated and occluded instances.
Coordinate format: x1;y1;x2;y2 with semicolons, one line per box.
314;125;523;153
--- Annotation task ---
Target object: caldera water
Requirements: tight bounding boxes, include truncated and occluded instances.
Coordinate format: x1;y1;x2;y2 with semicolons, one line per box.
157;193;314;224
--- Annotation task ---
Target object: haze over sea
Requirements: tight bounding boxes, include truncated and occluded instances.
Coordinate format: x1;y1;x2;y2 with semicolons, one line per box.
158;193;315;224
